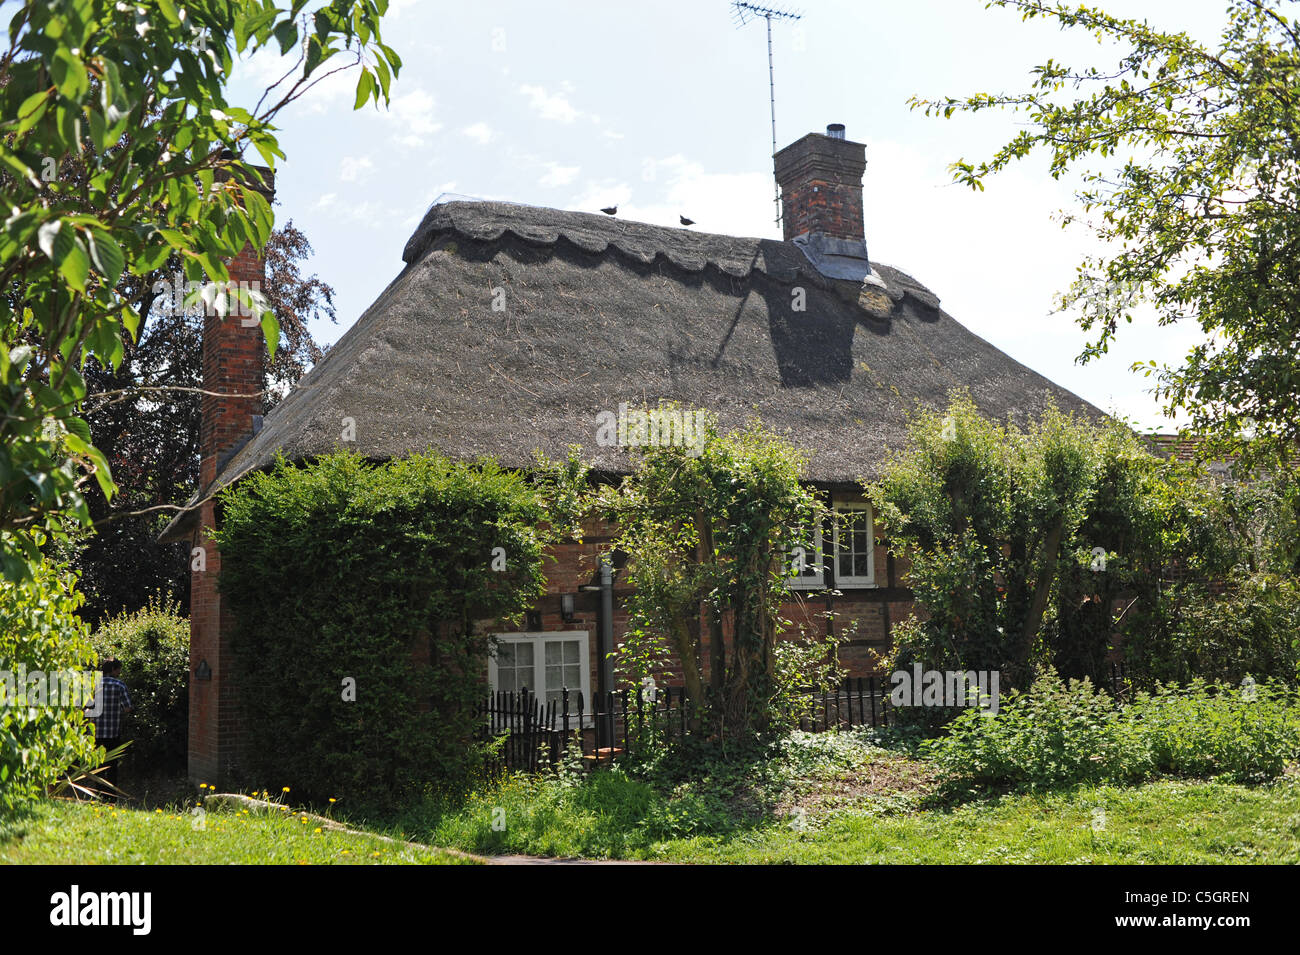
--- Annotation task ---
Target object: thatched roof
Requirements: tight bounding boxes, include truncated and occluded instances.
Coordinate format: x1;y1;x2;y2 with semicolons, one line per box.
160;200;1103;541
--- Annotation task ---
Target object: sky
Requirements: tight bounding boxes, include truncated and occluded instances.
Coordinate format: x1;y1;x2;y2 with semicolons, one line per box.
225;0;1230;432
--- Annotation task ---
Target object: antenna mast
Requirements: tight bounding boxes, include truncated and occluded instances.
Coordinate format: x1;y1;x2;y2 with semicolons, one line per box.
732;2;802;228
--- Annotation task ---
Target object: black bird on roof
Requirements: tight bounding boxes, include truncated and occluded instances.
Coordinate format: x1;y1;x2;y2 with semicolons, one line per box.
600;206;617;215
679;215;695;226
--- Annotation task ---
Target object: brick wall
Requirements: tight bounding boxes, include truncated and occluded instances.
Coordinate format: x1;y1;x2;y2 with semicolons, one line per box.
483;512;914;699
189;191;270;786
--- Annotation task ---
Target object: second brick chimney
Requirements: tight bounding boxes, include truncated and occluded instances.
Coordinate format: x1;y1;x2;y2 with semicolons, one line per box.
189;161;274;788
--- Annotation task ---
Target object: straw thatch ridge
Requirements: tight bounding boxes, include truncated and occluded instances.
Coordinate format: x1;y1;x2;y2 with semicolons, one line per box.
160;200;1104;542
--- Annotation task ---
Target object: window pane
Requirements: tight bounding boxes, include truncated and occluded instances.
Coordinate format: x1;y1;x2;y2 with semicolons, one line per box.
497;643;515;668
545;639;581;696
515;643;534;667
833;508;872;581
854;550;871;578
496;665;520;693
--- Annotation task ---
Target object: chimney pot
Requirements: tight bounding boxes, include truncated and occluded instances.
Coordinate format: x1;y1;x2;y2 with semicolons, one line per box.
827;123;845;139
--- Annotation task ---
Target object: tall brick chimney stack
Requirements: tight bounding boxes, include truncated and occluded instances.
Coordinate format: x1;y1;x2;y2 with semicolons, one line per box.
774;125;873;282
189;161;274;787
774;123;866;242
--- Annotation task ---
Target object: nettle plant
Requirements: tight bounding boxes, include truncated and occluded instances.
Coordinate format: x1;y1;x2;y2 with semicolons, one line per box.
601;408;829;738
0;0;400;582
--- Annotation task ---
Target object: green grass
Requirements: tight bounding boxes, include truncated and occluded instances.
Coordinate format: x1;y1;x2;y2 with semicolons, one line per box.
380;729;1300;864
641;778;1300;864
0;799;477;865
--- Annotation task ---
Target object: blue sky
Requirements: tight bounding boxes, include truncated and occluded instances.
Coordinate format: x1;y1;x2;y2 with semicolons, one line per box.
227;0;1227;431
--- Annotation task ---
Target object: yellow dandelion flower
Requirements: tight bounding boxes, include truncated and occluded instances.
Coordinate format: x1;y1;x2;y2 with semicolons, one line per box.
314;827;322;834
371;851;381;858
329;798;337;803
282;787;290;793
341;850;350;855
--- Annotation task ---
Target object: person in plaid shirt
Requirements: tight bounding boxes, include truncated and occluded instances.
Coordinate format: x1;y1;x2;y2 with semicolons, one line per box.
85;658;132;788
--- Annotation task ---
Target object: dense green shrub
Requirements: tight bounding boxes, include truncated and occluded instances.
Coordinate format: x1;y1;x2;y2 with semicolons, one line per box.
923;669;1150;790
1130;680;1298;783
0;563;100;815
91;595;189;768
214;451;564;808
1125;572;1300;687
870;392;1274;695
925;668;1300;791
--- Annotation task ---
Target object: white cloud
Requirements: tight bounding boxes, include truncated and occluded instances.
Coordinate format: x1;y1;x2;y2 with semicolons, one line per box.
391;88;440;133
339;156;374;183
519;84;582;123
462;122;496;145
539;162;580;188
569;179;634;214
579;155;773;239
383;87;441;147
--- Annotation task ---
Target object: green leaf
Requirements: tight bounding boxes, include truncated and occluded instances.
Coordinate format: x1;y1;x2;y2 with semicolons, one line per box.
50;47;89;99
58;233;90;292
273;19;299;55
353;69;374;110
12;90;50;136
86;229;124;285
260;308;280;362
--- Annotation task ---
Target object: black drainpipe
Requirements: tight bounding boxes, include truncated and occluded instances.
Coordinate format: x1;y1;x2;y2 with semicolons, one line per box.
598;557;615;697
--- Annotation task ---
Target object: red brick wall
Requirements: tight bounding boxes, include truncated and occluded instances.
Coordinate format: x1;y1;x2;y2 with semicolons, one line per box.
779;178;866;243
483;512;914;699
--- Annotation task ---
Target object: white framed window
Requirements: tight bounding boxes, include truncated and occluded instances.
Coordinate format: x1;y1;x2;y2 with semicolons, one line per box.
488;631;591;710
831;500;876;588
786;517;826;590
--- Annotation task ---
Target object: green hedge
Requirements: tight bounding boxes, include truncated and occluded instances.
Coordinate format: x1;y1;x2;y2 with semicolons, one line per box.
213;451;554;808
91;595;189;768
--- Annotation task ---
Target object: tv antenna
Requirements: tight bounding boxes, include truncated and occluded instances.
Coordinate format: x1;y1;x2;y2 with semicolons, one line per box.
732;2;802;228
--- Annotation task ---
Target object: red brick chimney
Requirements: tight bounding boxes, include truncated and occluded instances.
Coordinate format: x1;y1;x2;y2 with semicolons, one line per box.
189;162;274;787
774;123;867;243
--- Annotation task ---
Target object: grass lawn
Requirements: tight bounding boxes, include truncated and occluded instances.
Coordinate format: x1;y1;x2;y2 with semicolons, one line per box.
637;778;1300;863
6;728;1298;865
386;730;1300;864
0;798;477;865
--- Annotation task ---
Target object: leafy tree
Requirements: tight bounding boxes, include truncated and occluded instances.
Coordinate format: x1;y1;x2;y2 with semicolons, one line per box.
601;409;825;736
74;221;336;627
869;392;1228;691
912;0;1300;466
0;0;400;584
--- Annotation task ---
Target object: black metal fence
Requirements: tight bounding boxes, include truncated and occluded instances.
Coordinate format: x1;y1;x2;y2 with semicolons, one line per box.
476;678;894;775
479;664;1135;775
477;684;693;776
